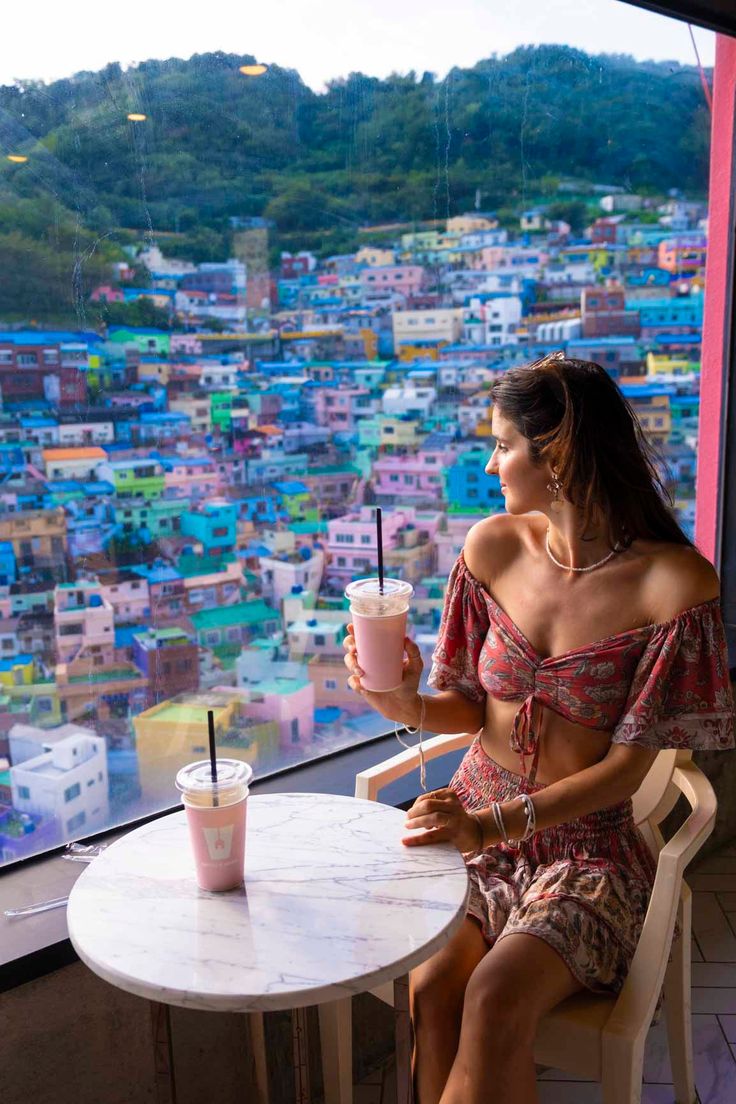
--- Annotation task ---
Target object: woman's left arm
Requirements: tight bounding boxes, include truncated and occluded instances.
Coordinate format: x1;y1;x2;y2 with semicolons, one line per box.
497;742;659;842
403;743;658;850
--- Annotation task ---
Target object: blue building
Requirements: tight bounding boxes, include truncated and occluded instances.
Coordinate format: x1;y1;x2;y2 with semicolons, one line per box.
446;449;504;513
0;541;16;585
181;501;238;556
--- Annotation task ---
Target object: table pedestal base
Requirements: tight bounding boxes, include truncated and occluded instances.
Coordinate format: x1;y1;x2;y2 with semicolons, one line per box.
150;1002;177;1104
316;977;414;1104
247;1012;270;1104
246;980;413;1104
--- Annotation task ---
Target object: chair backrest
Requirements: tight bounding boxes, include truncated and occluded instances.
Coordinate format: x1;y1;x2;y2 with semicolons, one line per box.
631;748;692;827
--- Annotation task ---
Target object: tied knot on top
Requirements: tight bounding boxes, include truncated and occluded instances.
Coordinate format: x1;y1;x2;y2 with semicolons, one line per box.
510;680;542;779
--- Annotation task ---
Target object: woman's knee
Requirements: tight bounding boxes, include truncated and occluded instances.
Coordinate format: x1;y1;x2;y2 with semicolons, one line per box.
410;928;486;1028
462;971;532;1043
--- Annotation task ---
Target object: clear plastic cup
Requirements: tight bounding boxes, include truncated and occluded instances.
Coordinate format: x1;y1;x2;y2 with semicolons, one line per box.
345;577;414;692
175;759;253;892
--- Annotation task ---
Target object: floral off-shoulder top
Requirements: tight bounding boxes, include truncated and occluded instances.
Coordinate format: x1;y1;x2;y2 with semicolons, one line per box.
428;552;735;776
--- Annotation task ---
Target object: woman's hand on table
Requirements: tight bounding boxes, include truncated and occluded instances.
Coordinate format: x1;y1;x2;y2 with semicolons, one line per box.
402;788;484;853
343;621;424;725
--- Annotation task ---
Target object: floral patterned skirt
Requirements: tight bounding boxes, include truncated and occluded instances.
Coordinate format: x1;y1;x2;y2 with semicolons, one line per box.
450;736;659;996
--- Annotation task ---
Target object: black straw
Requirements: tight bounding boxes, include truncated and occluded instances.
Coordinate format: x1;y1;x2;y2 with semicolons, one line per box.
376;507;384;595
207;709;219;808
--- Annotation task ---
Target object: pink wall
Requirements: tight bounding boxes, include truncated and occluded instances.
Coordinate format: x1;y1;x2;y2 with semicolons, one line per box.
696;34;736;566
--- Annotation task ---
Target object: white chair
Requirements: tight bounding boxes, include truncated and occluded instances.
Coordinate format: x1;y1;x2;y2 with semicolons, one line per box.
320;733;717;1104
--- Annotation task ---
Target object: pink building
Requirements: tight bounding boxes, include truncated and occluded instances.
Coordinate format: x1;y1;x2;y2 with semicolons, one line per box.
312;387;372;433
373;450;455;506
53;580;115;664
98;571;151;623
326;506;443;584
162;457;222;499
227;656;316;750
170;334;203;356
359;265;425;297
90;285;124;303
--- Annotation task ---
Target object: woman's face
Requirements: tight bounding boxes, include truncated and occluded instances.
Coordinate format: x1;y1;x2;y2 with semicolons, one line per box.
485;409;552;515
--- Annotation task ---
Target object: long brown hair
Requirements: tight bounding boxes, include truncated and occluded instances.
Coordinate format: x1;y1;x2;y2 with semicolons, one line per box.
489;352;694;551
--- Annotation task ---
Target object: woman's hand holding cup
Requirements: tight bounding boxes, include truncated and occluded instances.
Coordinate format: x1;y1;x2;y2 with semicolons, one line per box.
343;622;423;726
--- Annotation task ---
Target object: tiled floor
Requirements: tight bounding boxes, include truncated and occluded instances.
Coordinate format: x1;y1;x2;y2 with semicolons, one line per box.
356;839;736;1104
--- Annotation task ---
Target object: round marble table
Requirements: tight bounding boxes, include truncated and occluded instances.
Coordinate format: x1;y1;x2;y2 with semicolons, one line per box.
67;792;469;1103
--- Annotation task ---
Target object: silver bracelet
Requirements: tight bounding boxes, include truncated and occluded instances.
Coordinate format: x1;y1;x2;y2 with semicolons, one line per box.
507;793;537;845
394;693;427;792
491;801;510;844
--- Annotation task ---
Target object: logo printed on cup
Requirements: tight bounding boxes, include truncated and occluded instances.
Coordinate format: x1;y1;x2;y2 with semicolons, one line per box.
202;824;234;861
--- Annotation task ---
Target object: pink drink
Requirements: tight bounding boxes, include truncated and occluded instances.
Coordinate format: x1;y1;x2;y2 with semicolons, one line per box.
345;578;414;692
350;610;408;691
175;759;253;892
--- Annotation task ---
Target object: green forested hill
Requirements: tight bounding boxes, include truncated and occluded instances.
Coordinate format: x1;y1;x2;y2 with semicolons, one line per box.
0;45;711;320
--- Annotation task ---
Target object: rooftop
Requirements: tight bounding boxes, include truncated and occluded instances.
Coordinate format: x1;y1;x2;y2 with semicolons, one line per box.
42;447;108;461
191;600;278;630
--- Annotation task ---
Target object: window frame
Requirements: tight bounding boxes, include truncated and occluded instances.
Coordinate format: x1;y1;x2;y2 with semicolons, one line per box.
2;0;736;991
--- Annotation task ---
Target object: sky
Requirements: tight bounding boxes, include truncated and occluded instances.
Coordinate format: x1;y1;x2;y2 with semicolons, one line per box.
0;0;716;92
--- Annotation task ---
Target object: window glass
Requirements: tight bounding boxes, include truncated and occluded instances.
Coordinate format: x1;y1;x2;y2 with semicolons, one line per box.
0;2;714;865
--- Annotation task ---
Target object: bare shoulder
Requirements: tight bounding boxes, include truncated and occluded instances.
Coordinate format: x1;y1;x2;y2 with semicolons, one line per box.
463;513;521;588
642;541;721;623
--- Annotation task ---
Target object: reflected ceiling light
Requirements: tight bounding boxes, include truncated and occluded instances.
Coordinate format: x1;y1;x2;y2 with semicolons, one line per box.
239;64;268;76
127;112;147;121
6;154;28;163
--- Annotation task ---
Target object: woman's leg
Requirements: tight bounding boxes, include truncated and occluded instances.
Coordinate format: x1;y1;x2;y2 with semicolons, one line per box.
410;916;488;1104
440;932;584;1104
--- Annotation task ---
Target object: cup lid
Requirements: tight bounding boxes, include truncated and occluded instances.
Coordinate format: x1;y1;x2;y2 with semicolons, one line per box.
345;577;414;601
175;758;253;795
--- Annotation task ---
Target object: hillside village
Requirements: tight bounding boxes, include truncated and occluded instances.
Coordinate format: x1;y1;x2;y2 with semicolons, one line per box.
0;190;707;861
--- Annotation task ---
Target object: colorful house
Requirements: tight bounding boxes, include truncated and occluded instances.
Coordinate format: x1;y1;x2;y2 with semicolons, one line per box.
190;600;280;649
446;449;504;514
133;691;279;801
42;446;108;482
132;627;199;704
181;500;238;557
95;458;165;499
0;654;35;688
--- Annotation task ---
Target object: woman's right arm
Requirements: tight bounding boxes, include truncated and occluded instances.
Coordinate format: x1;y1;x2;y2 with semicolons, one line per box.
397;687;486;735
343;626;486;735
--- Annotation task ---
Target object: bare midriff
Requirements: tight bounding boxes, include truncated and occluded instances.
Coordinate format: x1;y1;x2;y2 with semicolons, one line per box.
480;699;613;785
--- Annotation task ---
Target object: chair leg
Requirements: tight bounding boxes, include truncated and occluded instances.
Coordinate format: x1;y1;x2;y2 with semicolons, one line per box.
246;1012;270;1104
394;974;414;1104
150;1002;177;1104
291;1006;312;1104
663;885;696;1104
601;1033;644;1104
318;998;353;1104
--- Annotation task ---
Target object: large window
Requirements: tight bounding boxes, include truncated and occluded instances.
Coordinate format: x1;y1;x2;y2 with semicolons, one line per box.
0;1;719;865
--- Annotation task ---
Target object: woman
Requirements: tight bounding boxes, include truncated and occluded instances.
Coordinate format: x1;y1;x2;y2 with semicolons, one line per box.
343;353;735;1104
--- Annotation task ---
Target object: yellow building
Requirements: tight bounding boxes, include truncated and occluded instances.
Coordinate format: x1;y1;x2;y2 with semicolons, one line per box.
137;361;171;386
397;342;445;363
169;395;213;435
446;214;498;234
378;416;423;450
355;246;396;267
393;308;463;347
646;353;699;378
133;691;279;801
0;655;35;688
628;394;671;444
0;509;67;571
